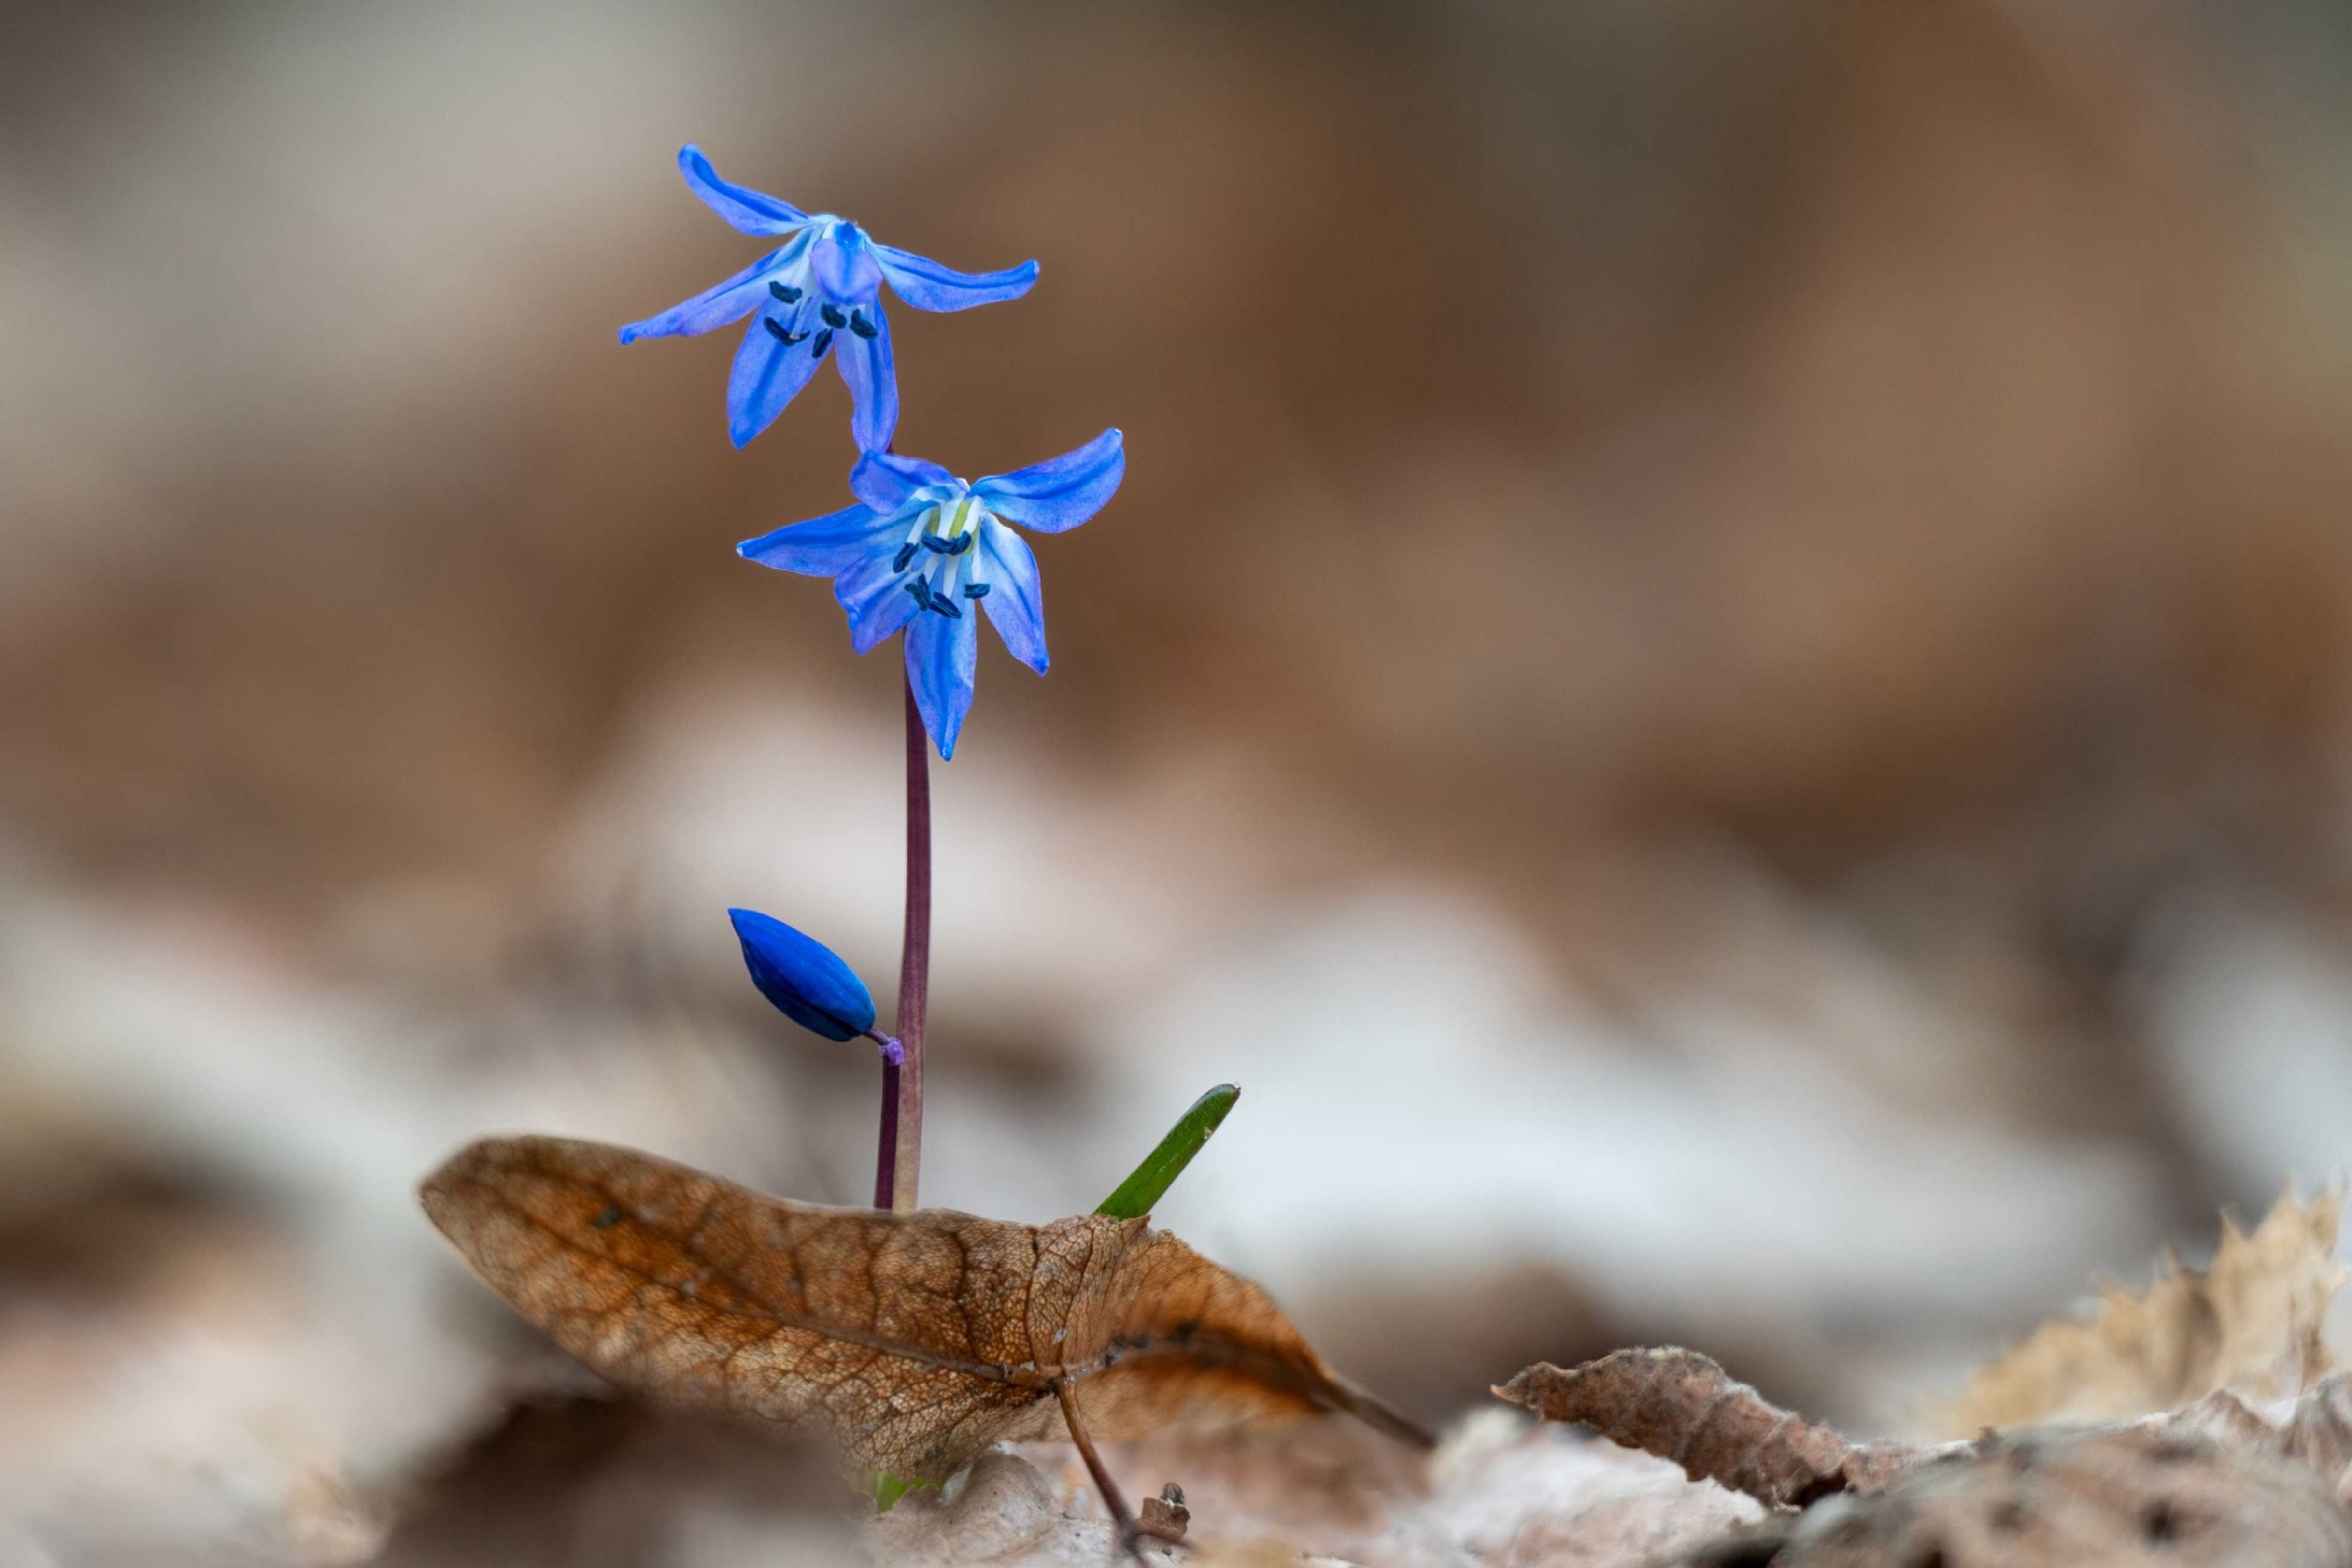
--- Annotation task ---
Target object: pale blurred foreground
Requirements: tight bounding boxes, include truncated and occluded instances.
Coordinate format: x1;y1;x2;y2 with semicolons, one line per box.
7;1;2352;1564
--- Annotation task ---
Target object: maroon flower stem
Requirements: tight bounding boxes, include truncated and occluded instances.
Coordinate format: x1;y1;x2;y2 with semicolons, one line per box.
861;1025;905;1208
889;674;931;1212
871;1051;900;1211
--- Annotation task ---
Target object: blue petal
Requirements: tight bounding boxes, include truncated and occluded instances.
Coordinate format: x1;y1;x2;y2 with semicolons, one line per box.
727;312;824;448
618;238;800;344
833;300;898;453
852;451;959;512
974;517;1048;674
812;224;883;303
971;429;1125;534
873;242;1040;312
678;144;809;235
727;907;876;1041
905;606;978;759
737;502;890;577
835;542;923;655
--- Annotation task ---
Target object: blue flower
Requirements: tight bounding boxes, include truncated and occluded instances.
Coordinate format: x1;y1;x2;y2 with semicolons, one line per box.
619;145;1039;451
737;429;1126;759
728;907;878;1043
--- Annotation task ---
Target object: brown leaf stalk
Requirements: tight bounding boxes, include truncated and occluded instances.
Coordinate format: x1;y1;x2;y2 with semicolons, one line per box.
1056;1378;1147;1560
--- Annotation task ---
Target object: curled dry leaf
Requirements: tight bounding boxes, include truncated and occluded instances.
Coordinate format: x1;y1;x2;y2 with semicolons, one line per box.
1494;1347;1956;1510
1931;1186;2349;1438
419;1136;1427;1484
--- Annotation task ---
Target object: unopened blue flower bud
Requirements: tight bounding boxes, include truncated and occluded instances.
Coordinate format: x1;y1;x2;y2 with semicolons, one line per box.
727;907;877;1042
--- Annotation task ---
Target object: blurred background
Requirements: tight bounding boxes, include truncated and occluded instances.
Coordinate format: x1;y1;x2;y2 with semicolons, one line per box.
7;0;2352;1561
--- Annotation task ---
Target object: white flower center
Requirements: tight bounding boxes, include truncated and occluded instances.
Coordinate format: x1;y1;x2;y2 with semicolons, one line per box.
892;493;992;620
757;221;876;358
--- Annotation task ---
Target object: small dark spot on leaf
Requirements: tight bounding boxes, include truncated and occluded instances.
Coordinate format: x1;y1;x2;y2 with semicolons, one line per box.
2144;1499;2179;1542
1789;1474;1850;1508
1681;1524;1795;1568
1910;1546;1946;1568
591;1205;624;1230
1695;1548;1784;1568
1988;1499;2025;1531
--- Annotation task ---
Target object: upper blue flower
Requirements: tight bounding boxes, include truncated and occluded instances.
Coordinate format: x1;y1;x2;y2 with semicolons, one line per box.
737;429;1125;759
728;907;878;1043
619;145;1040;451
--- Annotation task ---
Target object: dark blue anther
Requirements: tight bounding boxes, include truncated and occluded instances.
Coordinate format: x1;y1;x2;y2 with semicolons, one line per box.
892;542;918;572
768;281;803;304
947;532;974;555
849;311;879;341
811;328;833;358
762;318;787;341
919;533;954;554
931;595;962;619
904;579;931;610
820;303;847;329
964;582;992;599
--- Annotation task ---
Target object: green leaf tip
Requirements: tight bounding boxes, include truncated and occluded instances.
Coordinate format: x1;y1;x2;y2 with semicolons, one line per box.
871;1471;932;1511
1094;1083;1240;1220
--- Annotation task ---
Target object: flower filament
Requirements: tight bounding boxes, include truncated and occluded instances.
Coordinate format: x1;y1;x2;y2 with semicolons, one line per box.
895;494;992;618
755;220;880;361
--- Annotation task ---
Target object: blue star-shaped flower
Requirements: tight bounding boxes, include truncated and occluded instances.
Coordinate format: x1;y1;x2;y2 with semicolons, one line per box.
619;145;1040;451
738;429;1126;758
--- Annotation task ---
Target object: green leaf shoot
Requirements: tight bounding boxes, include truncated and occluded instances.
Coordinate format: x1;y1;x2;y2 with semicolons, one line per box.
871;1470;933;1511
1094;1083;1239;1220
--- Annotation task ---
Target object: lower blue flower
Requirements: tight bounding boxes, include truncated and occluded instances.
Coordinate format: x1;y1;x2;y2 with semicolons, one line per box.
728;907;877;1042
737;429;1126;758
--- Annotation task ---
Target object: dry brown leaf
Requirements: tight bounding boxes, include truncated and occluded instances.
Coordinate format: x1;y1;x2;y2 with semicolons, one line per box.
2286;1375;2352;1508
2120;1374;2352;1515
1493;1348;1955;1509
2129;1373;2352;1517
1136;1482;1190;1543
1504;1342;2352;1565
418;1135;1426;1484
1759;1426;2352;1567
1931;1186;2349;1437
